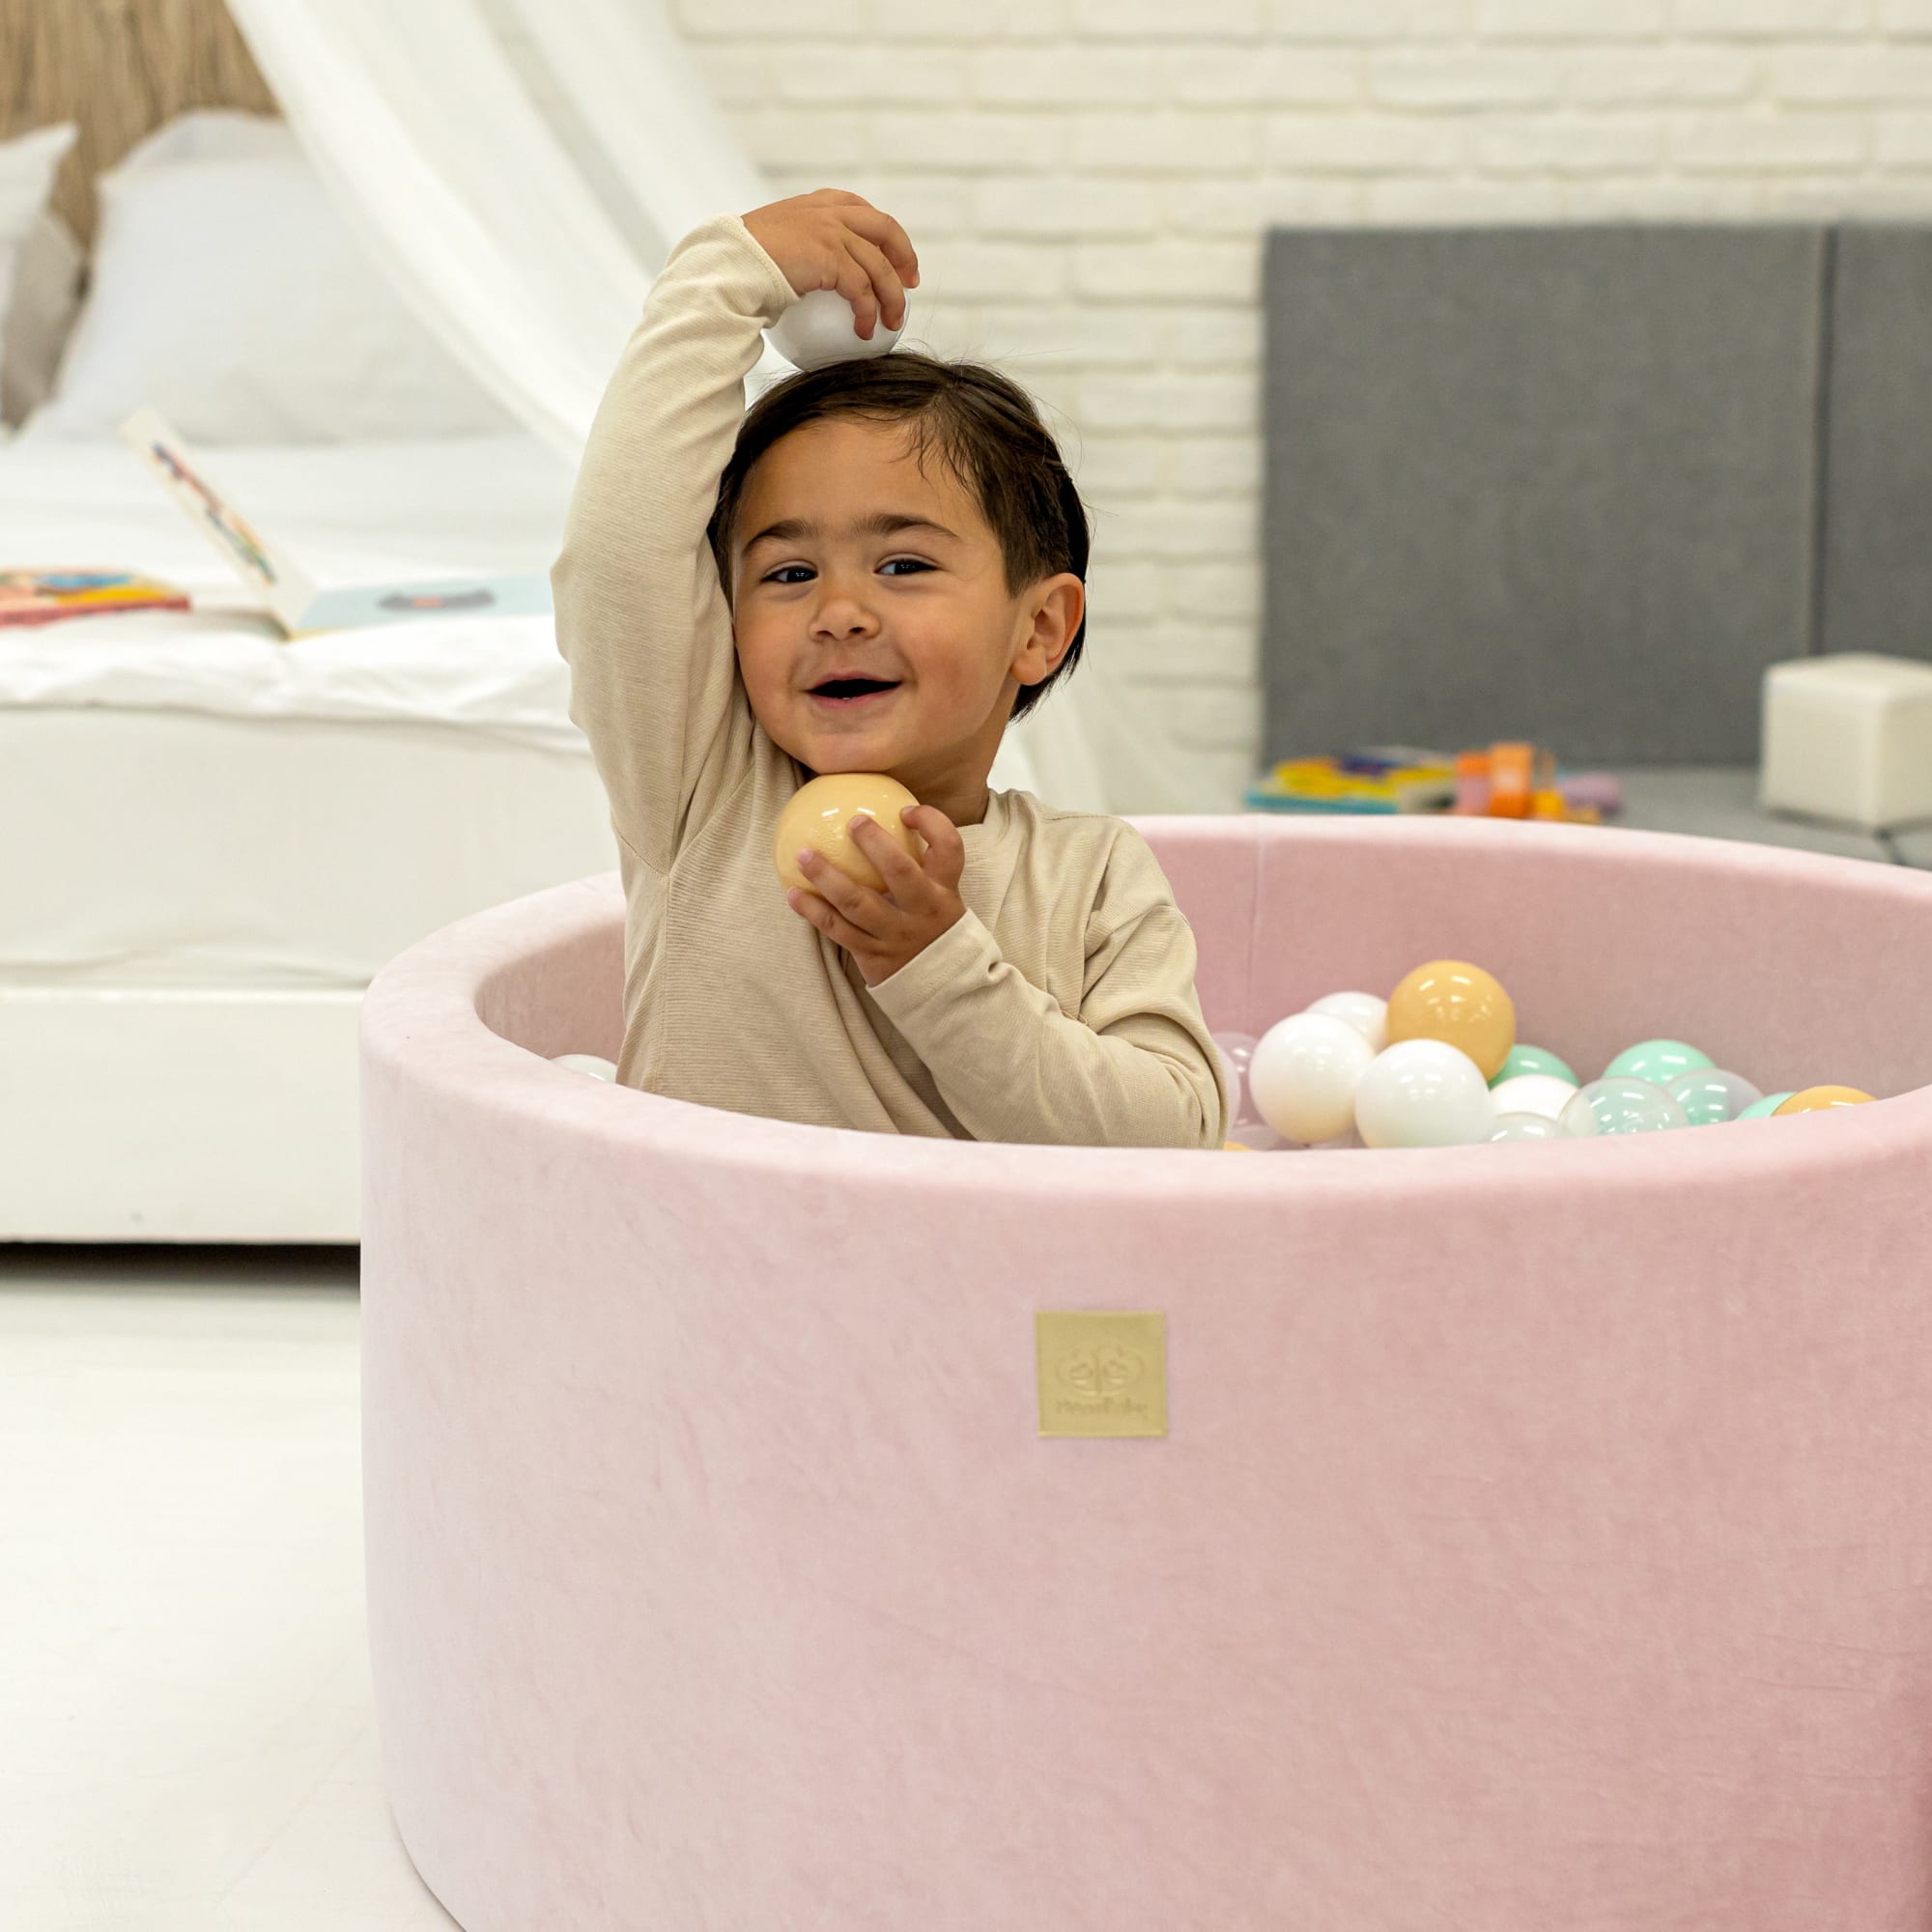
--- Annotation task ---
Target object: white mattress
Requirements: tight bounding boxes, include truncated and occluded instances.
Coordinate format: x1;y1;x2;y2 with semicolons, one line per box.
0;703;619;986
0;432;585;747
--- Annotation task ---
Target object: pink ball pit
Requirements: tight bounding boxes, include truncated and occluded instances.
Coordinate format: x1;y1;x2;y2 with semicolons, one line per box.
359;813;1932;1932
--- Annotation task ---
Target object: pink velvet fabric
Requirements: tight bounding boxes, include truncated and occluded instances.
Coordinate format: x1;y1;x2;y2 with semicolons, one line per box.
359;814;1932;1931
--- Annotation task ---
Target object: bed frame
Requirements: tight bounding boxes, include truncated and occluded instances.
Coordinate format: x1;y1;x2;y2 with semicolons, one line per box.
0;987;364;1240
0;695;627;1242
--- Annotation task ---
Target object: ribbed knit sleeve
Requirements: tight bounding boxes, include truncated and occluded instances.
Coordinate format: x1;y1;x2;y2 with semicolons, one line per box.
866;828;1231;1148
550;213;797;875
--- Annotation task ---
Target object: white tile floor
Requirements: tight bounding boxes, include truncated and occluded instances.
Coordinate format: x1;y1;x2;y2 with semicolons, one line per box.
0;1245;458;1931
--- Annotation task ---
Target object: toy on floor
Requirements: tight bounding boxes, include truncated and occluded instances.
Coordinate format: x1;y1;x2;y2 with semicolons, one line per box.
1245;751;1457;814
1214;962;1881;1151
1450;743;1619;824
1245;744;1622;823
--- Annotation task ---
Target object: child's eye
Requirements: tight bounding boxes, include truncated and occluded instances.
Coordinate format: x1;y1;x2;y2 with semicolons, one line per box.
763;559;931;584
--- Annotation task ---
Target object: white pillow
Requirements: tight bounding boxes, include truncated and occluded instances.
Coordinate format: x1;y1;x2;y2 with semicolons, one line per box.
32;113;515;443
0;123;79;426
3;210;85;427
113;107;297;170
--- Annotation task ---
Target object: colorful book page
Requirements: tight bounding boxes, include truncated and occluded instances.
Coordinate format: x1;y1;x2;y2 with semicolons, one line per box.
0;569;190;628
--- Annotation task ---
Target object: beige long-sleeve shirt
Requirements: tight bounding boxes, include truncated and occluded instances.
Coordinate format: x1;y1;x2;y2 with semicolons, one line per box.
551;211;1230;1148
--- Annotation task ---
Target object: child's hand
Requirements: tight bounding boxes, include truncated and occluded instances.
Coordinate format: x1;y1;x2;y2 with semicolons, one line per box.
741;189;920;341
786;805;965;987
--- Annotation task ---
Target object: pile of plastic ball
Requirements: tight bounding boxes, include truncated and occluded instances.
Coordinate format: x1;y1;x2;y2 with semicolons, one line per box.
1214;959;1878;1151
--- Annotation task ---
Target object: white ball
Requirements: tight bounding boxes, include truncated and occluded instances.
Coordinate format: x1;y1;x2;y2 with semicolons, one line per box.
552;1053;617;1082
1488;1111;1566;1143
1353;1038;1493;1150
1303;990;1389;1055
1488;1072;1577;1123
1248;1011;1376;1147
768;289;906;372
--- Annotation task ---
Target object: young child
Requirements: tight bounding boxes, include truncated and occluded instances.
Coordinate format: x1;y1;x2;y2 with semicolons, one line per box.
552;188;1229;1149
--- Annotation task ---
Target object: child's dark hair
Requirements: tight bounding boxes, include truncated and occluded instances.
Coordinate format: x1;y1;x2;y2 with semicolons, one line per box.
706;351;1090;725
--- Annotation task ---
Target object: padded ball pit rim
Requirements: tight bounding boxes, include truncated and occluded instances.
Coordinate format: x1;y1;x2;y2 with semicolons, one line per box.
359;813;1932;1201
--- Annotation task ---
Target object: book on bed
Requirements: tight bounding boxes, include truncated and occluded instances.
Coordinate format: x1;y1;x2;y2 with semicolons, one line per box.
116;407;554;639
0;569;192;628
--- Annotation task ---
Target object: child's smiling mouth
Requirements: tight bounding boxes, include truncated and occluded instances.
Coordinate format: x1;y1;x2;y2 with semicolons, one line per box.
808;680;901;708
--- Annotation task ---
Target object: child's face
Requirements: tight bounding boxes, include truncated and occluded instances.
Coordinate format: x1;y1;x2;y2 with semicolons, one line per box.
728;418;1081;816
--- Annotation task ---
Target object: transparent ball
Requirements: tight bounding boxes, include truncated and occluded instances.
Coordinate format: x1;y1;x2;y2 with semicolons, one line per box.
1353;1038;1493;1150
1211;1031;1260;1125
1560;1077;1690;1136
1664;1066;1763;1125
1489;1111;1566;1143
1250;1012;1376;1146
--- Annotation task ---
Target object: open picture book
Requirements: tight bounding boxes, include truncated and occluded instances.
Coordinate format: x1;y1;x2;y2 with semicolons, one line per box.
114;406;554;637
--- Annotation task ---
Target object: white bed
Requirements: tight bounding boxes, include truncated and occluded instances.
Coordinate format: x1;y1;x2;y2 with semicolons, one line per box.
0;431;624;1241
0;101;639;1241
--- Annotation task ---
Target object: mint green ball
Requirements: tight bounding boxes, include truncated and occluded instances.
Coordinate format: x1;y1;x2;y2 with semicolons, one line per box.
1735;1092;1797;1121
1489;1044;1578;1089
1604;1038;1713;1086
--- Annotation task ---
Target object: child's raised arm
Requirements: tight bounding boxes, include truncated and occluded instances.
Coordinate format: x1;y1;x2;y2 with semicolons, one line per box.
550;213;793;874
551;194;919;877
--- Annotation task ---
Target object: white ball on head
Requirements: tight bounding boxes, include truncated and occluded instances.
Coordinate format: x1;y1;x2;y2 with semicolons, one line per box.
768;290;907;372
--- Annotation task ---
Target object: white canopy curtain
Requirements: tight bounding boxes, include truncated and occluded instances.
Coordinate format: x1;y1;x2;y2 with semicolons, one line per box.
223;0;1210;816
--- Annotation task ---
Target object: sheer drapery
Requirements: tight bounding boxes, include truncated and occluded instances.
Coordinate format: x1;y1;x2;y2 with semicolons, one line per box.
225;0;1197;812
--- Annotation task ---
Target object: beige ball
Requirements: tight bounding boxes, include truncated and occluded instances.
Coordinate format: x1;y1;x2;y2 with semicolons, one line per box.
774;773;924;895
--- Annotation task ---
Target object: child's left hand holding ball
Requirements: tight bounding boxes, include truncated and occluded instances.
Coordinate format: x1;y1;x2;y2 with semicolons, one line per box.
787;806;967;986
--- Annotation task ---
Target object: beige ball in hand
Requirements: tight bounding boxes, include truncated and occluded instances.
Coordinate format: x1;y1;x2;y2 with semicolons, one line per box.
774;773;925;895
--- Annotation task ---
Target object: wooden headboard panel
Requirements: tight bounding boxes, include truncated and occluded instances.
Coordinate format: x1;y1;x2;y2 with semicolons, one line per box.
0;0;277;244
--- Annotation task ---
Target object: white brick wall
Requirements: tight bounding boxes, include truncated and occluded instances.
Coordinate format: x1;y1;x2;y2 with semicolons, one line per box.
676;0;1932;811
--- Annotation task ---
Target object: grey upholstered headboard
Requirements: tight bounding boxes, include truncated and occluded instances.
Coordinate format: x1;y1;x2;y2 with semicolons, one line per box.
1260;223;1932;767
